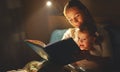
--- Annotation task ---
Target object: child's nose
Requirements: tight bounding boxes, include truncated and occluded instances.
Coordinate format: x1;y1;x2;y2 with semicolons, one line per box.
79;39;83;43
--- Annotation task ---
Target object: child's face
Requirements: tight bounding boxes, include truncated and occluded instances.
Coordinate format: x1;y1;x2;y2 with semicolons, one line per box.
64;7;85;28
75;32;94;50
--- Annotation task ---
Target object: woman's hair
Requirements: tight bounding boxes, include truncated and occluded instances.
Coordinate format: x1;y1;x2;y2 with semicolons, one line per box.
63;0;97;34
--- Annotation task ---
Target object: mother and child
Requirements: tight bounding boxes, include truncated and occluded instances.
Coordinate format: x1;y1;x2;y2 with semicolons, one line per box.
8;0;113;72
39;0;112;72
61;0;112;72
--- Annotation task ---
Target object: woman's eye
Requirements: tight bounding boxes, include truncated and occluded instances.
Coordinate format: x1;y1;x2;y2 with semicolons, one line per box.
68;18;73;22
75;14;80;18
83;39;86;40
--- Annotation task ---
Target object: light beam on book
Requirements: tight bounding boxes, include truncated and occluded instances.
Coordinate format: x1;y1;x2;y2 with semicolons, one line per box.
25;40;48;60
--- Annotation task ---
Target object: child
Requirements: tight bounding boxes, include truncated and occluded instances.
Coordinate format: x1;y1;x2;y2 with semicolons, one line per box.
64;26;111;72
74;26;103;56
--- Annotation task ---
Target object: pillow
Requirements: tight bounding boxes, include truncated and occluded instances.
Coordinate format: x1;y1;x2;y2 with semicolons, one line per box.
49;29;67;43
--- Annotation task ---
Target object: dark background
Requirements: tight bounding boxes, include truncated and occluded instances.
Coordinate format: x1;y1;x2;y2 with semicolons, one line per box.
0;0;120;71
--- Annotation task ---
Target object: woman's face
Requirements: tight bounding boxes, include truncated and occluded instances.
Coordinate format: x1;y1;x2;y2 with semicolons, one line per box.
64;7;85;28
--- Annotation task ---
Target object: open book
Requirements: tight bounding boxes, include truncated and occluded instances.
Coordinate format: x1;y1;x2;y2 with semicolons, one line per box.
24;39;49;60
24;38;82;65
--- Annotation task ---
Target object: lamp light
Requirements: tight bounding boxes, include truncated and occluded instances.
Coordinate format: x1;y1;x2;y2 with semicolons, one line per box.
46;1;52;7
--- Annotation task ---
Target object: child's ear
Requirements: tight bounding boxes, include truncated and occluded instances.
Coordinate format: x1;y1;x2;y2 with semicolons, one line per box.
93;37;96;41
90;36;96;44
92;37;96;43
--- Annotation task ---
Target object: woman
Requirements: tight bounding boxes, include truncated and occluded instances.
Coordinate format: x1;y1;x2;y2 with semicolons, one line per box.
62;0;112;72
62;0;112;58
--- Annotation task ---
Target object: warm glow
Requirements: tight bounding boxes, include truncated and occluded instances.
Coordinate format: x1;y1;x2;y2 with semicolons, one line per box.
46;1;52;7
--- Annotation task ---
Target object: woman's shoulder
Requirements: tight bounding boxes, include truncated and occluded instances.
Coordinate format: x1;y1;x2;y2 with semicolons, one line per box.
67;28;80;35
66;28;79;32
67;27;78;30
62;28;79;40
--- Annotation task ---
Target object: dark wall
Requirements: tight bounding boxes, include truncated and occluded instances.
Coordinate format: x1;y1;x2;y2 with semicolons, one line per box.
0;0;42;71
81;0;120;26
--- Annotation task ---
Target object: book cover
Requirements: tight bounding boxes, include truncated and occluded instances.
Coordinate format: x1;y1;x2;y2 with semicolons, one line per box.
24;38;82;65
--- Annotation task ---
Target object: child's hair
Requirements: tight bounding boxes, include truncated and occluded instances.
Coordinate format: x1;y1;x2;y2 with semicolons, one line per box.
63;0;97;34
